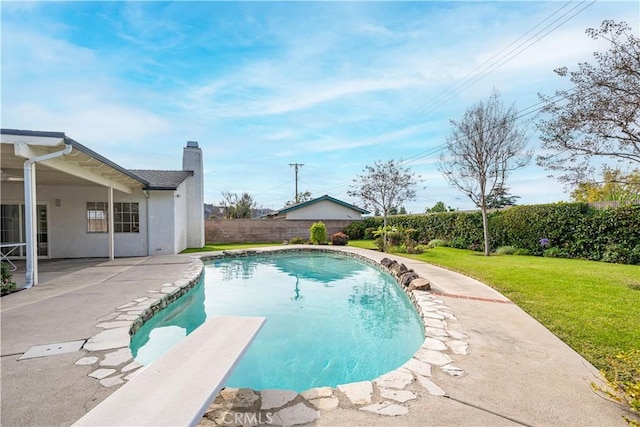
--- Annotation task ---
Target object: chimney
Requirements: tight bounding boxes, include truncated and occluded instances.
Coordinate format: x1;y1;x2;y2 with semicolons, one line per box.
183;141;204;248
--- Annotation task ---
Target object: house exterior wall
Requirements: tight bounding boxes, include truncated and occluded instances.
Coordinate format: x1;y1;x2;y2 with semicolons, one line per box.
284;200;364;220
174;181;188;254
0;182;149;257
147;190;176;256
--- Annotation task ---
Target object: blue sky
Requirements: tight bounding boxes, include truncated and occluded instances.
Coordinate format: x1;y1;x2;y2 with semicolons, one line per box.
2;1;638;213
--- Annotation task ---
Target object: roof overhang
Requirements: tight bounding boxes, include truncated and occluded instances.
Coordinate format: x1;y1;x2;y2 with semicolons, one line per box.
1;129;147;194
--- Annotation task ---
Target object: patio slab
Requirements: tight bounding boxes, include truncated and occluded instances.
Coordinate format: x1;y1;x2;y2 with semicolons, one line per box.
1;247;630;426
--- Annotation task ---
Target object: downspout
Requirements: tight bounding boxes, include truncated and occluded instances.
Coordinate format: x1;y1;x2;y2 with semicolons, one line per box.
143;189;151;256
23;144;73;288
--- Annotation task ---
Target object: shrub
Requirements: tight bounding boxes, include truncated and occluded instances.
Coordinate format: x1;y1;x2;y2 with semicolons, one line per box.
427;239;448;248
543;247;571;258
309;221;327;245
331;232;348;246
288;237;305;245
514;248;532;256
1;263;16;296
495;246;518;255
342;222;366;240
364;227;377;240
364;203;639;264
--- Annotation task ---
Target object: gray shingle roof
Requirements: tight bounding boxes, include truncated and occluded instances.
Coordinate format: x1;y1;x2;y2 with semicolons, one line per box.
130;170;193;190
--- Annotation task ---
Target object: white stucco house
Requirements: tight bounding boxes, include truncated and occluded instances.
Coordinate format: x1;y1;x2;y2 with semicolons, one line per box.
0;129;204;287
267;195;369;220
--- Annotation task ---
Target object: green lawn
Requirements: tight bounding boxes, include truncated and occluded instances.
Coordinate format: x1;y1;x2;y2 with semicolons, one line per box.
350;240;640;373
185;240;639;374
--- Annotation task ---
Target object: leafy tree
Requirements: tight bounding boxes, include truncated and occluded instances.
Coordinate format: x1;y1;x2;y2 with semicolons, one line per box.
439;89;531;256
426;201;454;213
348;159;419;251
485;184;520;208
571;167;640;202
220;190;257;219
537;20;640;187
388;206;406;215
285;191;313;206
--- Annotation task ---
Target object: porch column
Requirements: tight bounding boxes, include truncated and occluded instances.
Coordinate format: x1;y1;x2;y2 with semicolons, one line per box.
23;163;38;287
108;187;114;260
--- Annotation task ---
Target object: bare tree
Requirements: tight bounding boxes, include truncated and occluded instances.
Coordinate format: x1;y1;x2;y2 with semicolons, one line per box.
220;191;257;219
439;89;531;256
348;159;418;250
537;20;640;187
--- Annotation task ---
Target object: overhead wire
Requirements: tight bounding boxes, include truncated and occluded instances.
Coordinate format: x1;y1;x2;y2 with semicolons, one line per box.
267;1;595;204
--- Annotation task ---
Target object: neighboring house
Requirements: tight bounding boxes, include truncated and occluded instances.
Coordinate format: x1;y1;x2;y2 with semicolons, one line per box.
267;194;369;220
0;129;204;287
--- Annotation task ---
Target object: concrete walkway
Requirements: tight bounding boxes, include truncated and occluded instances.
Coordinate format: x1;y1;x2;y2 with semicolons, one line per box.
0;248;629;426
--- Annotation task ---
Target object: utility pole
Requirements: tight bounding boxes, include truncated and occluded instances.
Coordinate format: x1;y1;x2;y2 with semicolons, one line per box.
289;163;304;203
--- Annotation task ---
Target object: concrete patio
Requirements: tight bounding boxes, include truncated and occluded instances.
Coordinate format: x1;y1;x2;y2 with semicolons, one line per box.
0;248;630;426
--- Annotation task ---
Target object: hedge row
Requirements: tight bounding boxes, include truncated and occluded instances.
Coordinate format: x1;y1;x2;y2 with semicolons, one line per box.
344;203;640;264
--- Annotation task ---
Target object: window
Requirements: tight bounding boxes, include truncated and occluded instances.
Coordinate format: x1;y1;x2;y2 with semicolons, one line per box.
114;202;140;233
87;202;108;233
87;202;139;233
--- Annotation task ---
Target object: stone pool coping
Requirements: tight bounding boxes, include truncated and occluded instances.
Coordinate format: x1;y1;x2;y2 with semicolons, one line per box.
77;246;470;425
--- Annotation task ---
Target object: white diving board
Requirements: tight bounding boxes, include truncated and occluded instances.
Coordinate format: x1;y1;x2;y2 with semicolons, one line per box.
74;316;266;427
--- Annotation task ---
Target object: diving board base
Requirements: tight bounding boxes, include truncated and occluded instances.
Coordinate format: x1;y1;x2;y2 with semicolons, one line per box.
74;316;266;427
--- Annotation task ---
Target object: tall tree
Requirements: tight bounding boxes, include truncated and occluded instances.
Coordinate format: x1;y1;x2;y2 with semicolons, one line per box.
485;184;520;209
439;89;531;256
348;159;418;251
571;167;640;202
426;201;454;213
537;20;640;187
220;191;257;219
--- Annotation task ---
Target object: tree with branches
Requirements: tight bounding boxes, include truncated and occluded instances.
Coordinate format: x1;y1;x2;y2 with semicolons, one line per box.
220;190;257;219
348;159;418;251
571;167;640;203
439;89;531;256
537;20;640;187
285;191;313;206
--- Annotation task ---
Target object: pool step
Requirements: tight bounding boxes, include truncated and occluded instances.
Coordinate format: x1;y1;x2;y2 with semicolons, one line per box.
74;316;266;427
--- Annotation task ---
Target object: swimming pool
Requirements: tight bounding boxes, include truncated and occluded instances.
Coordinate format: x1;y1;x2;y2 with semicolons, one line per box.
131;251;424;392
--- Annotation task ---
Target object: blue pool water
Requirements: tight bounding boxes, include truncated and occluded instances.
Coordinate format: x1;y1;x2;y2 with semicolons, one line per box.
131;252;424;392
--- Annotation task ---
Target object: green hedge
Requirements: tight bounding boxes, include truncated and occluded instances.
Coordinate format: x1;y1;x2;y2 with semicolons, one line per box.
358;204;640;264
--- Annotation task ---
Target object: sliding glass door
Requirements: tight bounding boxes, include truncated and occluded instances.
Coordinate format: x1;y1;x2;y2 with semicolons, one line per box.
0;203;49;257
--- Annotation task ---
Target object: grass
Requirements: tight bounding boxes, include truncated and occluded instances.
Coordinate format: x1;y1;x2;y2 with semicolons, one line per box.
185;240;639;375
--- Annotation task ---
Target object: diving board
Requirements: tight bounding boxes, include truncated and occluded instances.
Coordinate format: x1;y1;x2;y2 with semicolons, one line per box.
74;316;266;427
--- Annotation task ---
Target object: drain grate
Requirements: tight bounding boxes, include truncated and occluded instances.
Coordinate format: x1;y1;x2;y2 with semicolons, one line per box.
18;340;86;360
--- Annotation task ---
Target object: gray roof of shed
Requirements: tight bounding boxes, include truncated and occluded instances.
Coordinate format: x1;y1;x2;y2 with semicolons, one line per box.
130;170;193;190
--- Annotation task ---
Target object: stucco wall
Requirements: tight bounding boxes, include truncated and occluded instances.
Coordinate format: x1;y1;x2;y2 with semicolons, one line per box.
147;190;176;256
174;182;188;254
284;200;364;220
1;182;149;257
206;219;361;244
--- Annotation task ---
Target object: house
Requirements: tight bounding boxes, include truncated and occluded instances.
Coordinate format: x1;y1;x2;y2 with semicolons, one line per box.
267;194;369;220
0;129;204;287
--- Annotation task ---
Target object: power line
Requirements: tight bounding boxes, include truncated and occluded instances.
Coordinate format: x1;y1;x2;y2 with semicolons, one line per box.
332;0;595;160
